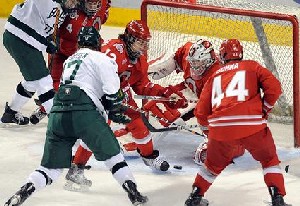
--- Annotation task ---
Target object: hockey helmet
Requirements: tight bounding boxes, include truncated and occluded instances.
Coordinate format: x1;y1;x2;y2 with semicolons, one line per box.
219;39;243;64
81;0;101;16
54;0;79;10
123;20;151;62
77;26;101;49
187;39;216;80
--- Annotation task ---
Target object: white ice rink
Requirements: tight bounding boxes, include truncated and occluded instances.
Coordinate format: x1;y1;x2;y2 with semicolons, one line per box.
0;18;300;206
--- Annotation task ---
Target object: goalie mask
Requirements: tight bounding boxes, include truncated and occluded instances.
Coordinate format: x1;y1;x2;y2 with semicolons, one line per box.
77;26;101;50
121;20;151;63
187;39;216;80
219;39;243;64
81;0;101;16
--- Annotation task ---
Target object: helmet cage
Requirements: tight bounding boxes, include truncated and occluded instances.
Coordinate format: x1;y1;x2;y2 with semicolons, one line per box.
123;20;151;63
55;0;79;11
82;0;101;16
187;39;215;80
77;26;101;50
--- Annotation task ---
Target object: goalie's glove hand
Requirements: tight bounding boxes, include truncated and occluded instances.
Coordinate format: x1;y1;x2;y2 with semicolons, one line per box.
161;85;188;109
46;37;58;54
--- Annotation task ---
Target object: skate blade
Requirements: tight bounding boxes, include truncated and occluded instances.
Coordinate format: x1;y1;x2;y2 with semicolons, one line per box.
133;196;149;206
63;180;90;192
200;199;209;206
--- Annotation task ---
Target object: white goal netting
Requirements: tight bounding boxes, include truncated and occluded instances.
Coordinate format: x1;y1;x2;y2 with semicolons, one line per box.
141;0;300;147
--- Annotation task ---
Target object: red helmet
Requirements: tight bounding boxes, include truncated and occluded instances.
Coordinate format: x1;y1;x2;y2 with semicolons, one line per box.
125;20;151;41
82;0;101;16
219;39;243;63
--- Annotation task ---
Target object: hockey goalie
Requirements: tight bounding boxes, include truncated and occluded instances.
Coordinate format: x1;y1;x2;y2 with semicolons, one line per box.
144;39;245;165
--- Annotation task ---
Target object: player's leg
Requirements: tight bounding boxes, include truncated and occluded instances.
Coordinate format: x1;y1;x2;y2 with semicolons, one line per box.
4;112;74;206
79;110;148;205
1;30;43;125
64;141;93;191
243;127;290;206
185;139;237;206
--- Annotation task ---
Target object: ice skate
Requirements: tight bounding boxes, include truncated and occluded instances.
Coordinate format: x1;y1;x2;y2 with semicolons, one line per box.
29;106;47;124
1;102;29;125
64;163;92;192
141;150;170;171
4;182;35;206
268;187;292;206
122;180;148;205
184;187;209;206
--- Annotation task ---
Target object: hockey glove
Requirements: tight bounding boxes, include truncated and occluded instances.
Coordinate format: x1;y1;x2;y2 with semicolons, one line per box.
46;40;58;54
161;85;188;109
46;36;58;54
108;110;131;124
101;89;131;124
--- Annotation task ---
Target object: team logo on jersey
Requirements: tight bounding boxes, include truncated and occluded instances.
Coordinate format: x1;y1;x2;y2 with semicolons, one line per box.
64;87;72;95
113;43;124;54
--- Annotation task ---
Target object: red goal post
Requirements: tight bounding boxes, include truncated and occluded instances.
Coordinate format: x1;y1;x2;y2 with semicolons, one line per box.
141;0;300;147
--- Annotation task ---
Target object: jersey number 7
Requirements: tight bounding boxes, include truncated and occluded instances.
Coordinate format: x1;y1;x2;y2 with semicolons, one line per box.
212;70;249;107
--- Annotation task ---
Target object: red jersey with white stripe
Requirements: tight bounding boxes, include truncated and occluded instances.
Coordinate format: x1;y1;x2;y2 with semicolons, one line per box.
58;0;111;57
194;60;282;141
173;42;220;97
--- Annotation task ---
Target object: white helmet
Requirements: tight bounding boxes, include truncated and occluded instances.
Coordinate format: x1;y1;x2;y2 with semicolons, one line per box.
187;39;216;80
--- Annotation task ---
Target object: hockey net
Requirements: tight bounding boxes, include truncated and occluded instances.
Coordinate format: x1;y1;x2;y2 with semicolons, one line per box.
141;0;300;147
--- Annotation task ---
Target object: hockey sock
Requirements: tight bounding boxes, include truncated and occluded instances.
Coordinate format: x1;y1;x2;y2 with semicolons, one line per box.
73;145;93;165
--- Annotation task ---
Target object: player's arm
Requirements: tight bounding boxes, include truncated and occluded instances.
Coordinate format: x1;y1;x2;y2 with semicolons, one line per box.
148;53;177;80
256;62;282;115
194;78;212;134
99;57;130;124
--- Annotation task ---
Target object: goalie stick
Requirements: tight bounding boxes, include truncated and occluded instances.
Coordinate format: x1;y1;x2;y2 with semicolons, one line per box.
134;95;198;104
125;104;206;138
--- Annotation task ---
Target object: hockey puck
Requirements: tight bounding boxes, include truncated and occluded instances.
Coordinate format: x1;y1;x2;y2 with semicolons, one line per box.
285;165;289;173
173;165;182;170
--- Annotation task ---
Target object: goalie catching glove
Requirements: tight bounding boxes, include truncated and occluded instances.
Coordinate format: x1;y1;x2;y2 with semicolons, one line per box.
161;85;188;109
101;89;131;124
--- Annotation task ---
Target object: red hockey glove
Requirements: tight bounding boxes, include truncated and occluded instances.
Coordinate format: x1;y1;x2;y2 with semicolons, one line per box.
143;100;181;127
161;86;188;109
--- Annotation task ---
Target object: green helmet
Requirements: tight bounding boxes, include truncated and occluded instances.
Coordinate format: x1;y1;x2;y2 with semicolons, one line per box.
77;26;101;49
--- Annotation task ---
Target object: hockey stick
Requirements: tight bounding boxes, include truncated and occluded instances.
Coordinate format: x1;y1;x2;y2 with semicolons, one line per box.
48;8;61;72
134;95;198;104
125;104;205;137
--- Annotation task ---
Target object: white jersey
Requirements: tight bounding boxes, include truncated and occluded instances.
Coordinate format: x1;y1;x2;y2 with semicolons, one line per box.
62;48;120;118
5;0;67;51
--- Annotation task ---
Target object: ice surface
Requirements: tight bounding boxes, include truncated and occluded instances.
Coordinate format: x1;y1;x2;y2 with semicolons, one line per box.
0;18;299;206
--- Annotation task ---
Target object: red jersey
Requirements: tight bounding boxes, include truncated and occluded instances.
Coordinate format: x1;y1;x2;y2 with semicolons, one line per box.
173;42;220;97
58;0;111;57
101;38;166;96
194;60;282;141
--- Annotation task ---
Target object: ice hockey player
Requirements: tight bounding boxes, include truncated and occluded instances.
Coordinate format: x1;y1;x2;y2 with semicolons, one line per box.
4;26;148;206
1;0;80;125
144;39;245;165
184;39;291;206
62;20;188;190
30;0;112;124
